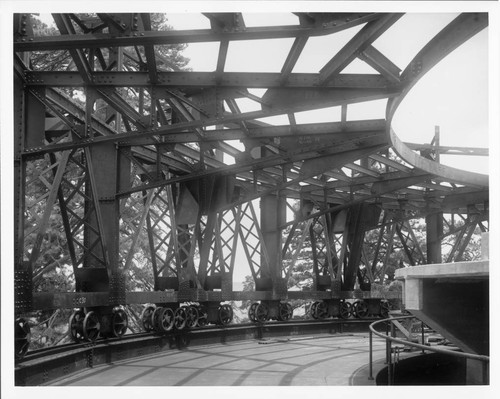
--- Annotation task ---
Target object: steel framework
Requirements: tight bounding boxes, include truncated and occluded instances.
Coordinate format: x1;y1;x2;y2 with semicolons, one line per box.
13;12;489;357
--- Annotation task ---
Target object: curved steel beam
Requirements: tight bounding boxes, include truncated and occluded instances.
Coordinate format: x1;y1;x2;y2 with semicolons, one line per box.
386;13;488;187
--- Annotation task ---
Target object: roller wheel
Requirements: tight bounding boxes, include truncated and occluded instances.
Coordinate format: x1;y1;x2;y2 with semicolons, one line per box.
380;300;390;318
69;309;86;342
186;306;199;328
140;305;156;332
310;301;320;319
314;301;328;320
255;303;269;323
248;302;259;323
197;306;208;327
83;311;100;342
353;300;369;319
157;307;175;333
112;308;128;338
218;304;233;326
15;318;31;360
339;301;352;319
278;302;293;321
174;307;187;330
152;306;164;333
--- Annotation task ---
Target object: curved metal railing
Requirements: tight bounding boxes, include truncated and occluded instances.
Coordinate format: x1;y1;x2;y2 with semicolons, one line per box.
368;315;489;385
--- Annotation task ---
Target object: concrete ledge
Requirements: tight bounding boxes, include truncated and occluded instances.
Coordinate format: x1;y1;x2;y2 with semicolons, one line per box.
395;260;488;280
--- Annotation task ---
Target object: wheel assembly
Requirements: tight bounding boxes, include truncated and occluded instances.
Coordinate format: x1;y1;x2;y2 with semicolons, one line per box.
82;311;100;342
255;302;269;323
174;307;187;330
68;309;86;342
218;304;233;326
140;305;156;332
248;302;259;323
152;306;164;333
314;301;329;320
197;305;208;327
353;300;369;319
157;307;175;333
380;300;390;318
185;305;199;328
339;301;352;319
310;301;320;319
112;308;128;338
278;302;293;321
15;318;31;360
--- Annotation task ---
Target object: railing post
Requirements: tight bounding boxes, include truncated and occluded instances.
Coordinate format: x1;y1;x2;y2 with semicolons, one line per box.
421;321;425;354
390;321;395;385
369;328;374;380
387;334;392;385
385;321;390;364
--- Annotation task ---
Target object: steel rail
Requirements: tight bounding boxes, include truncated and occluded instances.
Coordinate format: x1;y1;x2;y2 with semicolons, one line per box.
369;315;489;362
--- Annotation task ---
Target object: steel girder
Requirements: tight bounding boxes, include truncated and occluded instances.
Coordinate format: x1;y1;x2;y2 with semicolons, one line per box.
14;12;489;317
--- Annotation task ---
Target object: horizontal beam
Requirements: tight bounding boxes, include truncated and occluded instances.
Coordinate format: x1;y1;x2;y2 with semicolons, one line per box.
118;133;388;197
15;13;382;52
404;142;488;156
118;119;386;145
23;71;395;89
23;86;396;155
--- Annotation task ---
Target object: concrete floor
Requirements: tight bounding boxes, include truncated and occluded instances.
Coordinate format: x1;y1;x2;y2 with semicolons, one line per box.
47;333;390;386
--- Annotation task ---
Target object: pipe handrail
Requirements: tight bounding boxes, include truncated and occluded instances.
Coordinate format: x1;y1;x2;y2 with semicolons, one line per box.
370;315;489;363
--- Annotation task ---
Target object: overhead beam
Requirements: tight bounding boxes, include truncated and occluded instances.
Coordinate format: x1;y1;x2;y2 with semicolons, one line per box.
22;71;395;89
117;133;388;197
23;85;395;155
15;14;382;52
280;36;309;84
52;14;93;84
404;143;488;156
117;119;386;145
358;45;401;83
318;13;403;85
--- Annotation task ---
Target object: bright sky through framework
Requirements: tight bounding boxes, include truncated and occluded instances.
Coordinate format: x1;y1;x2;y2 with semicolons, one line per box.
166;12;489;174
35;12;489;174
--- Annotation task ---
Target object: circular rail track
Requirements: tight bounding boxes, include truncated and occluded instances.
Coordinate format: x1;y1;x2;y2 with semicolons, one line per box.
15;318;378;386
